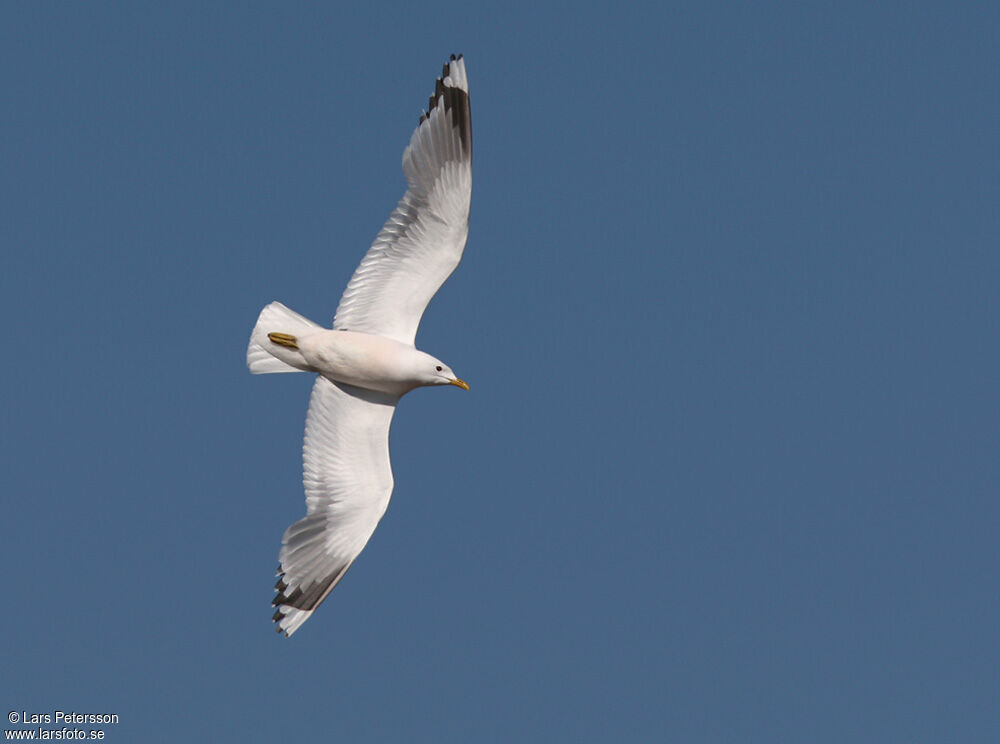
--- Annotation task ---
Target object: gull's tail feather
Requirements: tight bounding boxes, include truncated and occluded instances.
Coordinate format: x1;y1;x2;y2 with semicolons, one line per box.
247;301;321;374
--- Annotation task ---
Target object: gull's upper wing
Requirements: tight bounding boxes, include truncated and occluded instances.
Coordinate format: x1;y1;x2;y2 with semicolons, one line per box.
332;55;472;346
273;377;399;637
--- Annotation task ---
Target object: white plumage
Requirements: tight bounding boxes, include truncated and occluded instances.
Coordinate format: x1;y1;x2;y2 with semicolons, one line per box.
247;55;472;637
334;58;471;345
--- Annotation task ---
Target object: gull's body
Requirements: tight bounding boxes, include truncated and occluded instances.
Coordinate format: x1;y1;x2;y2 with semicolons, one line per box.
255;324;460;396
246;55;472;637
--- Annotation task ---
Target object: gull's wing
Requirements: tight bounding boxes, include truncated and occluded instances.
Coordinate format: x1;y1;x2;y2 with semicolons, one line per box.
273;377;398;637
332;55;472;346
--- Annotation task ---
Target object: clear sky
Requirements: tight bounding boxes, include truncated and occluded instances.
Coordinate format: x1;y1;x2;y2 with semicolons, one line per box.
2;2;998;742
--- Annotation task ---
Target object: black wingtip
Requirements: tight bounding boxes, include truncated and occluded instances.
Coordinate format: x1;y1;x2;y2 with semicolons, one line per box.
417;55;471;155
273;584;302;607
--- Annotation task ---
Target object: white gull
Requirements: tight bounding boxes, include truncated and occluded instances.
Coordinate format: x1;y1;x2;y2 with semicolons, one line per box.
246;55;472;637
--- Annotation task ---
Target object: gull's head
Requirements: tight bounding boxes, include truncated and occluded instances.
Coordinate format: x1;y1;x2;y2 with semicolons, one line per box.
423;358;469;391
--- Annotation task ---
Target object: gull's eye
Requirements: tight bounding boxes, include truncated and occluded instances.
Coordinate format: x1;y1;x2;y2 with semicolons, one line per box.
436;366;443;372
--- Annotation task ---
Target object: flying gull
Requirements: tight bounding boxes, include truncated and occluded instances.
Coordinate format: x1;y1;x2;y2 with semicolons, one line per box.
246;55;472;637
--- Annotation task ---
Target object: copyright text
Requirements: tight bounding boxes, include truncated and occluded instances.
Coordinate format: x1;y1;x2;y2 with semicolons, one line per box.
5;711;119;741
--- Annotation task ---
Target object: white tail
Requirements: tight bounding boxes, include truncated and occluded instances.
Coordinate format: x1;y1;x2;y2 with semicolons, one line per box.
246;301;322;374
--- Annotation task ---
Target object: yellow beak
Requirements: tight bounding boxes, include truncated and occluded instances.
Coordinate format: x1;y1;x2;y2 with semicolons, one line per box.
449;378;470;391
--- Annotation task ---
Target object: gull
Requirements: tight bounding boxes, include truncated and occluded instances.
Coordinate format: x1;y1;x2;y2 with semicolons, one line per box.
246;55;472;637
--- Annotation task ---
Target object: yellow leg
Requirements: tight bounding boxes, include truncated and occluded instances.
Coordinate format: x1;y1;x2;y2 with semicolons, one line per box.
267;332;299;350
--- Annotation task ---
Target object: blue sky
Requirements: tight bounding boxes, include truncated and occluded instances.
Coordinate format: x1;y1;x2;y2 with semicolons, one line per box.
2;2;998;741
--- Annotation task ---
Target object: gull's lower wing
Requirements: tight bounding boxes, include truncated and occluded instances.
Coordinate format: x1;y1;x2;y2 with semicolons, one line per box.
273;377;399;637
332;55;472;346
